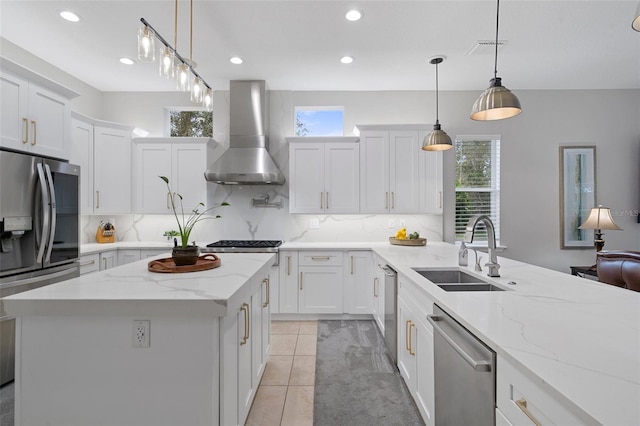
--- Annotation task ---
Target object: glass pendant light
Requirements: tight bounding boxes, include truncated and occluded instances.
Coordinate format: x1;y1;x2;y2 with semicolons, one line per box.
137;25;155;62
191;76;203;103
159;47;175;78
203;88;213;112
176;63;191;92
470;0;521;121
422;56;452;151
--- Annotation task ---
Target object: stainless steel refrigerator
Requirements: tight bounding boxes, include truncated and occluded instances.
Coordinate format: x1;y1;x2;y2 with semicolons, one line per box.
0;148;80;385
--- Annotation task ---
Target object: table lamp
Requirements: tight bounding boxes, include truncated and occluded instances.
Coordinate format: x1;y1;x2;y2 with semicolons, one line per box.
578;205;622;252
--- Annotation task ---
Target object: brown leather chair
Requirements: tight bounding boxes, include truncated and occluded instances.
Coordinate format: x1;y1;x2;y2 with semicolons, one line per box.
596;250;640;292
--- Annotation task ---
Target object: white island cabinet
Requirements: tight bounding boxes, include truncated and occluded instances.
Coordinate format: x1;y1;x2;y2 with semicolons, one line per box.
4;253;275;426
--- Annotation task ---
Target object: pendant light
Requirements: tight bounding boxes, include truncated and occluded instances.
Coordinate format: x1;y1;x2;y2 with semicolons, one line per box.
422;56;452;151
633;2;640;31
159;0;178;78
470;0;521;121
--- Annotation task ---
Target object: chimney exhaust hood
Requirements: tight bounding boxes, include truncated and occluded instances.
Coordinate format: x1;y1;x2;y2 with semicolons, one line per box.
204;80;285;185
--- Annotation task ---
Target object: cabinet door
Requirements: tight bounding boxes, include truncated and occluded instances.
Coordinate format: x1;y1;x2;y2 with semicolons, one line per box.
279;251;299;313
70;118;94;213
117;249;141;266
359;131;390;213
397;295;417;392
134;143;172;213
172;143;208;211
249;283;263;415
27;83;70;159
389;131;421;213
289;143;325;213
325;143;359;213
345;251;373;314
0;71;29;151
419;133;443;214
261;275;272;364
299;266;342;313
79;254;99;275
98;251;117;271
372;260;385;334
414;316;435;426
94;126;132;214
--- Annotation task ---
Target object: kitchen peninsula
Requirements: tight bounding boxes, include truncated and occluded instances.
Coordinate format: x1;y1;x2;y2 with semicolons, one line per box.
4;252;275;426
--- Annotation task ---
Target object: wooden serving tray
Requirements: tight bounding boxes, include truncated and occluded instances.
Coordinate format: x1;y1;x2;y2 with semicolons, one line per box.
389;237;427;246
148;254;221;273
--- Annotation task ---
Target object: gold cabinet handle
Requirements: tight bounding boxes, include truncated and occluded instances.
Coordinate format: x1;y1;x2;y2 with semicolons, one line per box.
311;256;330;261
391;192;395;209
80;259;96;266
326;192;329;210
102;258;107;269
405;320;411;352
96;190;100;209
515;399;542;426
287;256;291;275
299;271;303;290
385;192;388;209
22;118;28;144
30;120;37;145
240;303;249;345
373;277;378;297
438;191;442;209
320;192;323;209
263;278;270;307
350;256;354;274
409;322;415;356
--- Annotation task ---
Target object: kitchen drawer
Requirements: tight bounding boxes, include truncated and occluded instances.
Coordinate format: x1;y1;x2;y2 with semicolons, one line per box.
497;356;589;426
79;254;99;275
298;251;343;267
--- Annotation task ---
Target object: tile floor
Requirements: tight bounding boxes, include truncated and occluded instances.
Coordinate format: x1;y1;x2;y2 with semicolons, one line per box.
245;320;318;426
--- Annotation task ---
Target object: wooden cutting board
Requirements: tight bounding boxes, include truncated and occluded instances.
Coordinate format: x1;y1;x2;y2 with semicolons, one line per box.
148;254;221;273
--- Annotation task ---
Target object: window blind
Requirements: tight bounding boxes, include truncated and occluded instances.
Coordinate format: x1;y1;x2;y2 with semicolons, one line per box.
455;137;501;242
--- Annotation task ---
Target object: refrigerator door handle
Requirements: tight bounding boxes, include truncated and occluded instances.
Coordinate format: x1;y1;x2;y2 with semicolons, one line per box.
35;163;51;264
44;164;57;263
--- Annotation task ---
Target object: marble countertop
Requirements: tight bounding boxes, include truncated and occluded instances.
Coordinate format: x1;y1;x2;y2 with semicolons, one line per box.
370;242;639;426
55;240;640;423
4;252;275;318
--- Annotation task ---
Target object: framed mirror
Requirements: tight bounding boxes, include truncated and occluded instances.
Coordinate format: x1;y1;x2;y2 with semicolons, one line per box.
559;146;596;249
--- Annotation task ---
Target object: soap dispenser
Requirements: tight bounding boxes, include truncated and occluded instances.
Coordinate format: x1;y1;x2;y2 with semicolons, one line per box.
458;241;468;266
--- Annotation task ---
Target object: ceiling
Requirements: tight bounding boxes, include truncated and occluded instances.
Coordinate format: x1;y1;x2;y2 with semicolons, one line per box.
1;1;639;92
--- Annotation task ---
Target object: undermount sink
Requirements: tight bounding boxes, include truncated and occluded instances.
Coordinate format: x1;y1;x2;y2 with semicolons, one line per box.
411;268;507;292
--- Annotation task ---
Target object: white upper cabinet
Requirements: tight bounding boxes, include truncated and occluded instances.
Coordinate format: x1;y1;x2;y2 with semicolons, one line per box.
94;125;133;214
288;137;360;214
70;117;94;213
358;125;443;214
133;138;210;214
1;60;78;160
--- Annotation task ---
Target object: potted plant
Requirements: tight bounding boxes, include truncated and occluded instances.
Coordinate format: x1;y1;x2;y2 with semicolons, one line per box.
160;176;229;266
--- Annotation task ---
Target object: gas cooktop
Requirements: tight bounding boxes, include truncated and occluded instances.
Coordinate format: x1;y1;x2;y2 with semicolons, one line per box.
205;240;282;249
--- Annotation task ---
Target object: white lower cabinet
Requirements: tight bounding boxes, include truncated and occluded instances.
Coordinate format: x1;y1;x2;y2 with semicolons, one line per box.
279;250;299;313
79;254;99;275
117;249;141;266
397;276;435;426
299;266;342;313
98;250;117;271
344;251;373;314
220;269;271;426
497;355;587;426
372;256;386;334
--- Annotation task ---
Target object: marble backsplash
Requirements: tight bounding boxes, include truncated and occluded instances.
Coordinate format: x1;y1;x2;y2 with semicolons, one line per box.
81;210;443;246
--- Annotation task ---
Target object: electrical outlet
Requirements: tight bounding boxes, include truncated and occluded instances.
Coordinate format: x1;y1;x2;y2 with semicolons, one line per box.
133;320;150;348
309;218;320;229
400;219;406;227
388;219;395;228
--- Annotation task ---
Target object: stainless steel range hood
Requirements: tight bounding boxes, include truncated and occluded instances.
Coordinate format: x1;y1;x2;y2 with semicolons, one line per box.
205;80;285;185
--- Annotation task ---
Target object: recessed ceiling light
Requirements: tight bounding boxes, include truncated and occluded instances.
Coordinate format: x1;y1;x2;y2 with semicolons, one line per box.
230;56;243;65
340;56;354;64
59;10;80;22
119;57;135;65
345;10;362;21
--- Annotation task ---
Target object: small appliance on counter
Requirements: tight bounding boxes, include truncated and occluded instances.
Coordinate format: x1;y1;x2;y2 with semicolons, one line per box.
96;221;115;243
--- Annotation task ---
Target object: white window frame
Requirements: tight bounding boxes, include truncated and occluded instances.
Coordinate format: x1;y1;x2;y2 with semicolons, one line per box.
293;106;344;136
164;106;212;137
454;134;501;244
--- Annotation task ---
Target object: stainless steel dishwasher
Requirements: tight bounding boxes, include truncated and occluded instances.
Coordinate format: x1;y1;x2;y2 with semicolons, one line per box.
427;304;496;426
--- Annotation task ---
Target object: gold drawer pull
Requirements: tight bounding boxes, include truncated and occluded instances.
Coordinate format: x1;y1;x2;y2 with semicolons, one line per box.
311;256;330;261
515;398;542;426
240;303;249;345
263;278;270;307
409;322;415;356
405;320;411;351
373;277;378;297
80;259;96;266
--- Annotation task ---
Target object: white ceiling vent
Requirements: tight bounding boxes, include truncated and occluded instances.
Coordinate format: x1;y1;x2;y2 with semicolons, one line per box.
467;40;507;56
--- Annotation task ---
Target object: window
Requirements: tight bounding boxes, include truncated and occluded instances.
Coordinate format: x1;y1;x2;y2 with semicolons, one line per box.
455;135;501;243
295;106;344;136
166;108;212;137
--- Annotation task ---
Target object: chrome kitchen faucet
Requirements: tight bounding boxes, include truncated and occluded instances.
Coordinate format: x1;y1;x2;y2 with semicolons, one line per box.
464;215;500;277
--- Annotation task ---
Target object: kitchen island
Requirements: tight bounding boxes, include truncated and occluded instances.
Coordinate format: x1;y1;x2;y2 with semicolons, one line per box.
4;252;275;426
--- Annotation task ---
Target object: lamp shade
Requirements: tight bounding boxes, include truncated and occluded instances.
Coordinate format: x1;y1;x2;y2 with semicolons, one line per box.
633;2;640;31
422;123;452;151
578;206;622;230
470;77;522;121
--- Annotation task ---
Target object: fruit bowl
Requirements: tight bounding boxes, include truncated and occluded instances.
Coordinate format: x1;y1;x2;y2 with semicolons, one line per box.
389;237;427;246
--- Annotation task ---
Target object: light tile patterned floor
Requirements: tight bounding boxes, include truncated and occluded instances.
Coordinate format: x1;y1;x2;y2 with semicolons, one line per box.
245;321;317;426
